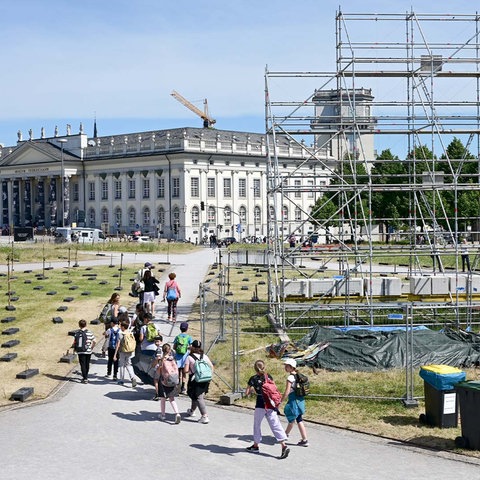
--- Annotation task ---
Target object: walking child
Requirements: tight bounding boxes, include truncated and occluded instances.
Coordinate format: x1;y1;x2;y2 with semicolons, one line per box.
158;343;181;423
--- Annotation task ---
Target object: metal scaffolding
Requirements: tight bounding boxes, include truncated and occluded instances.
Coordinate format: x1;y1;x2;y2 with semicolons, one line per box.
265;10;480;330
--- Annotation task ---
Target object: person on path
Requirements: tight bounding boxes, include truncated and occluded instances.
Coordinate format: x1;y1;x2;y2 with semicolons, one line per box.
280;358;309;447
151;336;164;401
103;318;120;380
138;312;161;357
114;319;138;388
173;322;193;394
158;343;181;423
461;238;471;272
107;292;121;322
134;261;153;305
162;272;181;322
142;268;160;317
72;319;96;384
184;340;213;424
244;359;290;459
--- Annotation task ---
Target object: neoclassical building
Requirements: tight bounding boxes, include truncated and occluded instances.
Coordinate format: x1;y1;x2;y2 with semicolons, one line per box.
0;125;329;243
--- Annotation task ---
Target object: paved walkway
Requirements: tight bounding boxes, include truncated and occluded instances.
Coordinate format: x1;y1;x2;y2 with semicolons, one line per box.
1;247;480;478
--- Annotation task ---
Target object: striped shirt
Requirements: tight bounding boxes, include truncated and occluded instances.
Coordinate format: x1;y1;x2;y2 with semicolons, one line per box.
77;329;96;355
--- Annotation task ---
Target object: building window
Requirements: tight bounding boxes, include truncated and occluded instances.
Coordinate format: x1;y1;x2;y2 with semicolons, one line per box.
143;179;150;199
224;206;232;225
207;206;216;225
254;206;261;229
114;180;122;200
128;179;136;199
307;180;314;198
88;208;95;227
114;207;122;228
128;207;136;228
73;183;79;202
238;178;246;198
207;177;215;198
101;181;108;200
295;207;302;222
294;179;301;198
143;206;150;227
88;182;95;201
269;206;275;220
223;178;231;198
101;207;109;223
157;207;165;229
191;206;200;227
157;178;165;198
253;179;261;198
191;177;199;198
173;206;180;232
172;177;180;198
282;206;288;221
239;206;247;224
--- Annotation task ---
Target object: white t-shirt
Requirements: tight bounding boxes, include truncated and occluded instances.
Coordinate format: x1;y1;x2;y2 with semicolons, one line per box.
287;373;297;390
140;323;159;351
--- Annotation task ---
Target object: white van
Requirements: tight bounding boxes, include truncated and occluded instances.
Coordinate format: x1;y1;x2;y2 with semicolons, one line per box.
71;228;106;244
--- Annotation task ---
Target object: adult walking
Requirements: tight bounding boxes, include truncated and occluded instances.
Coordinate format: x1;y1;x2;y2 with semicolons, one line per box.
163;272;181;322
142;268;160;317
72;319;96;384
185;340;213;424
461;238;471;273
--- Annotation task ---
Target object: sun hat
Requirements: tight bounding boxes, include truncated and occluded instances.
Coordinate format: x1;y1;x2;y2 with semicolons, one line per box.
283;358;297;368
144;262;153;268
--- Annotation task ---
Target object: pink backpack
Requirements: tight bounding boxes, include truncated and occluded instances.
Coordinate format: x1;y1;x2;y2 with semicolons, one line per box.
262;374;282;409
161;355;179;387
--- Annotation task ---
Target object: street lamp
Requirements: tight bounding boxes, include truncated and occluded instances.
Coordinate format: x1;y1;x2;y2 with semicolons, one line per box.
58;139;68;227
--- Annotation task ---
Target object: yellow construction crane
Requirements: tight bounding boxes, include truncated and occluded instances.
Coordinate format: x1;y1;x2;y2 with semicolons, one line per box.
171;90;216;128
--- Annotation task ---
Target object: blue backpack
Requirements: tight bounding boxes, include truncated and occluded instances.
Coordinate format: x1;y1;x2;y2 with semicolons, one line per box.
109;328;119;349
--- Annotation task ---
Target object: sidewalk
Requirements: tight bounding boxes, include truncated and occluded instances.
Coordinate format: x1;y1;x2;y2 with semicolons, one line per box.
1;248;480;478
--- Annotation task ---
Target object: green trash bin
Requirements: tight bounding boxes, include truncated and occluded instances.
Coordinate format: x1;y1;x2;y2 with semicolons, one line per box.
455;381;480;449
419;365;465;429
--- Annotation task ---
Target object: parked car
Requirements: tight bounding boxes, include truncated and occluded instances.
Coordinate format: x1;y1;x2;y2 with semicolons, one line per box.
132;235;153;243
218;237;237;247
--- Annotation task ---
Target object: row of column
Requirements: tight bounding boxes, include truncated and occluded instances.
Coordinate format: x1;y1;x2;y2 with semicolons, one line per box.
1;177;70;229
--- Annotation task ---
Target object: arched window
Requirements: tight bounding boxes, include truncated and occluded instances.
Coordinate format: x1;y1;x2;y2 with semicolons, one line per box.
88;208;95;227
191;206;200;227
143;206;150;228
224;206;232;225
157;206;165;228
207;206;216;225
282;206;288;221
173;206;180;232
254;206;261;227
128;207;136;228
114;207;122;227
269;206;275;221
239;206;247;224
101;207;109;224
295;207;302;222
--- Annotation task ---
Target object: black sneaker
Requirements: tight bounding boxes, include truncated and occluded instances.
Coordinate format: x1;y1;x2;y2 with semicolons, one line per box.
279;446;290;459
246;444;259;453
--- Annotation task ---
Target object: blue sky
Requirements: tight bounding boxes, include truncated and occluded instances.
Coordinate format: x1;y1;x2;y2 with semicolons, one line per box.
0;0;477;152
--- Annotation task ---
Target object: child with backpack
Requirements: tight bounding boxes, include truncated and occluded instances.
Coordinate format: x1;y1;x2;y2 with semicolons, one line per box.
158;343;181;424
162;272;181;322
139;313;160;356
114;319;139;388
245;359;290;459
173;322;193;394
184;340;214;424
281;358;309;447
151;336;164;401
72;319;96;384
103;318;120;380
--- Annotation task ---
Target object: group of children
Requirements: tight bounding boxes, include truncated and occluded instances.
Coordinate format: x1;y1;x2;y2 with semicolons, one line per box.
101;314;214;425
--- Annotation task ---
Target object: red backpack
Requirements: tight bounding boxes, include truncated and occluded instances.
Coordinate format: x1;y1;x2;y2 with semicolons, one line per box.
262;374;282;409
161;355;179;387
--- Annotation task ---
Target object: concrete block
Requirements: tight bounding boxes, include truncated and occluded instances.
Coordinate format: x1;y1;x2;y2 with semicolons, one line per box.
219;392;242;405
63;297;74;302
431;276;450;295
2;327;19;335
282;279;309;297
410;276;431;295
60;353;76;363
16;368;39;379
52;317;64;324
1;352;17;362
309;279;336;297
1;339;20;348
11;387;34;402
382;277;402;296
1;317;16;323
46;291;57;295
337;278;364;296
69;286;79;290
33;285;44;290
57;306;68;312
